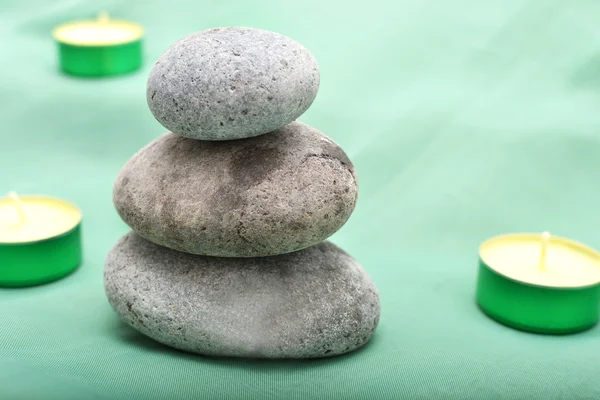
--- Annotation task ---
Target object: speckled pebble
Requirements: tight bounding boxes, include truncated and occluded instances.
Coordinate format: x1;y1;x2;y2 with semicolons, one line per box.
113;121;358;257
104;232;380;359
147;27;320;141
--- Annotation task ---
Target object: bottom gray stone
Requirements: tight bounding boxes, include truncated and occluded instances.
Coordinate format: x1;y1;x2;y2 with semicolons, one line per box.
104;232;380;358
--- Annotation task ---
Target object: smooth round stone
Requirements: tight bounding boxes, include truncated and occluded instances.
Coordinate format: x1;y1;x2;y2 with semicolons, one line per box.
147;27;320;140
113;121;358;257
104;232;380;359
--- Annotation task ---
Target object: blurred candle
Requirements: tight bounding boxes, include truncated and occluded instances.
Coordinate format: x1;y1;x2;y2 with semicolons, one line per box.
52;12;144;77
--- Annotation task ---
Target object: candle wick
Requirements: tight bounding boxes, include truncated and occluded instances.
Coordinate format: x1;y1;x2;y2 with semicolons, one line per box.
539;231;550;270
8;191;26;225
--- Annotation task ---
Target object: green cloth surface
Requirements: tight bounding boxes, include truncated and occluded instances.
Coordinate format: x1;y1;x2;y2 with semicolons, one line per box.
2;0;600;398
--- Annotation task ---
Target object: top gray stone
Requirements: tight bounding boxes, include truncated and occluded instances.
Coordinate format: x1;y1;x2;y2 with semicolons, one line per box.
147;27;320;141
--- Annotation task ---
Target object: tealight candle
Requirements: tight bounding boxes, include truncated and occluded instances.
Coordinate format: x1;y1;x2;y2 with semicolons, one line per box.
52;12;144;77
476;232;600;334
0;193;82;287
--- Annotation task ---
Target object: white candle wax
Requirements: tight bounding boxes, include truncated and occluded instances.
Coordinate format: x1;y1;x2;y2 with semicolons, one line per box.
0;194;81;243
480;233;600;288
53;13;143;46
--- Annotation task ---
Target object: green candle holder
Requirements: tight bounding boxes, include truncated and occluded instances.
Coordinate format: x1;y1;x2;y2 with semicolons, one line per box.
0;226;82;287
0;194;83;287
53;13;144;77
476;233;600;334
56;41;142;77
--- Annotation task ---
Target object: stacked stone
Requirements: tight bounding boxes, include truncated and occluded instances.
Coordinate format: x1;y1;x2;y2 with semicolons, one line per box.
104;27;380;358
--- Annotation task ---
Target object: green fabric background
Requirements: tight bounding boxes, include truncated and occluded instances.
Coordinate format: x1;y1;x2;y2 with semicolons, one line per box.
2;0;600;398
